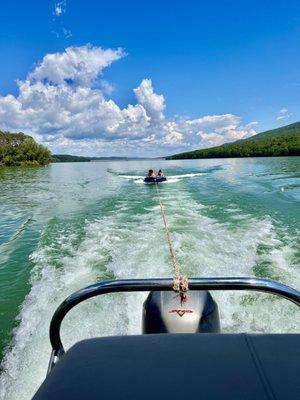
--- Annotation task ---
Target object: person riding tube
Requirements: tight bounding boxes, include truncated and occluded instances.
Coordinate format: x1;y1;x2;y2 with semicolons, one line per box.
147;169;155;177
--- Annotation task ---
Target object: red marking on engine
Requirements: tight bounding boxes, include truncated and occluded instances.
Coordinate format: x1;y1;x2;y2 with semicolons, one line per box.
168;309;193;317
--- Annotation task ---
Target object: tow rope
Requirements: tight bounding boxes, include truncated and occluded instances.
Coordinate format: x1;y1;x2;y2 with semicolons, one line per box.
155;181;189;303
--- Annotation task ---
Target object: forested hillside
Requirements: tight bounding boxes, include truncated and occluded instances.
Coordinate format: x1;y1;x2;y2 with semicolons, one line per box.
167;122;300;159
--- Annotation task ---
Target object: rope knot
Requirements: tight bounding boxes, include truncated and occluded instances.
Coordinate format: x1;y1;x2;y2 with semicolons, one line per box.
173;275;189;304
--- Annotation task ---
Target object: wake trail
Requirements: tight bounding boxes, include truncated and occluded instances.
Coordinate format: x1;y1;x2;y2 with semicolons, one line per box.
0;178;299;400
116;172;205;184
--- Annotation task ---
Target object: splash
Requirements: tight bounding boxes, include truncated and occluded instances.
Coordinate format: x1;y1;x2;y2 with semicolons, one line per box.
117;172;205;184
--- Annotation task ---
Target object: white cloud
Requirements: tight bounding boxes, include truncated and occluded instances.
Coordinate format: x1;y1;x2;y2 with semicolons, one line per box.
29;45;124;86
276;107;292;120
54;1;66;17
0;45;257;157
53;1;72;38
163;122;183;145
134;79;165;123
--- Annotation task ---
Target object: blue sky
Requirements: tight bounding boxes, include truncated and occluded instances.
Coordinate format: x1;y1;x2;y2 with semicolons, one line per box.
0;0;300;156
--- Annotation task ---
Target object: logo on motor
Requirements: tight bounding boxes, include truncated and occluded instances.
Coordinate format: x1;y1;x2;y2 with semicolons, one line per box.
168;309;193;317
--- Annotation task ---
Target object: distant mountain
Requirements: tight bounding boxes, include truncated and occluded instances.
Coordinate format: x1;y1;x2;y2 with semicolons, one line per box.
90;157;152;161
52;154;155;162
52;154;91;162
167;122;300;159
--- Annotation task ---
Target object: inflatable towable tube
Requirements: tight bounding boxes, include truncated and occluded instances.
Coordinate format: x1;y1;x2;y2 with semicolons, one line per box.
144;176;167;184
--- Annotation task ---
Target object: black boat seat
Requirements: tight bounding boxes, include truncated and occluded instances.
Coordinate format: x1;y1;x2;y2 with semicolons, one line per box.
33;333;300;400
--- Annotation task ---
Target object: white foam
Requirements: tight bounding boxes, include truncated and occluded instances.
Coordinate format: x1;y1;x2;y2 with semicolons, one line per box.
119;175;145;180
119;172;205;185
169;172;204;179
0;186;299;400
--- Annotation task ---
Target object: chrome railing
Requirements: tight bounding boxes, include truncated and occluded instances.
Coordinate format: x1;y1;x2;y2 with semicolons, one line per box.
47;277;300;374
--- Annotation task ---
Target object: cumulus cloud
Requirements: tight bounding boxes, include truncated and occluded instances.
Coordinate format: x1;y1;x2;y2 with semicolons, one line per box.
29;45;124;86
163;122;183;145
276;107;292;121
0;45;257;156
134;79;165;123
197;122;257;148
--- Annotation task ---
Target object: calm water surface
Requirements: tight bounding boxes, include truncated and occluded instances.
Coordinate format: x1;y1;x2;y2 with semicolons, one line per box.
0;157;299;399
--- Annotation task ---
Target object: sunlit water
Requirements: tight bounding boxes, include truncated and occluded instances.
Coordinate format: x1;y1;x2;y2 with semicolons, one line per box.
0;158;299;399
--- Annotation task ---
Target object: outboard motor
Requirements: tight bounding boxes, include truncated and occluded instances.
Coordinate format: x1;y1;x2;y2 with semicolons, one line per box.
142;290;220;334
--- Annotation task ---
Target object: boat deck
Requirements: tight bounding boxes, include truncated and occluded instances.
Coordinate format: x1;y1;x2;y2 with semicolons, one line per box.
33;333;300;400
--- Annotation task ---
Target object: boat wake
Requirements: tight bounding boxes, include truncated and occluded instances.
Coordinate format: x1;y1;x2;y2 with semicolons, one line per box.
0;165;299;400
117;172;205;184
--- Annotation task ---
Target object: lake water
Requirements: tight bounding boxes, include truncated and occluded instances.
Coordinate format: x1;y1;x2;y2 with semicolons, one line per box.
0;157;299;399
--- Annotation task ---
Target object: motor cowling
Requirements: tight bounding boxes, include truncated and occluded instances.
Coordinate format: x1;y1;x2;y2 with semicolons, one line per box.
142;290;220;334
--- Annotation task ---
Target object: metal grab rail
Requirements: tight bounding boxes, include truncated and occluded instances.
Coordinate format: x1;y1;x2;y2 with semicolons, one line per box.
48;277;300;374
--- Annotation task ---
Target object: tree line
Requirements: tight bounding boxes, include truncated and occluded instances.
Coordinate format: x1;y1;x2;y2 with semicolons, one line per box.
0;131;52;166
52;154;92;162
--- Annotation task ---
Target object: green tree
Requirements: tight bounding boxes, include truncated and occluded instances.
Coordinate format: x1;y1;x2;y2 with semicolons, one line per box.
0;131;52;166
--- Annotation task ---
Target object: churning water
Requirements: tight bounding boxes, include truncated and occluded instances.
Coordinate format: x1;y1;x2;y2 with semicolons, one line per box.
0;158;299;399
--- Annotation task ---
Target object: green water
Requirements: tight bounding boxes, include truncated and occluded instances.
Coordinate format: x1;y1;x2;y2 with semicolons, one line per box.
0;157;299;399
